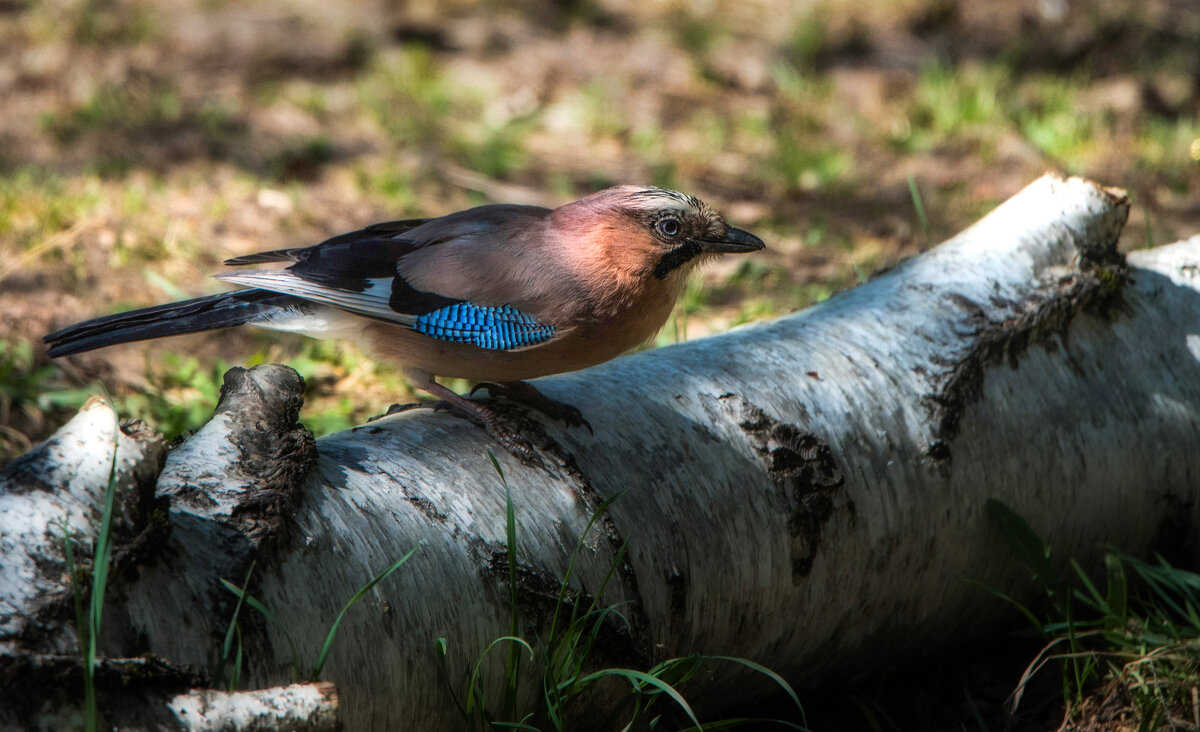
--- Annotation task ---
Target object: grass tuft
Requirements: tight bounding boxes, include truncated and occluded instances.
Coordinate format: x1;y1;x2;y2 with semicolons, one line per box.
448;453;806;730
214;561;256;691
987;499;1200;726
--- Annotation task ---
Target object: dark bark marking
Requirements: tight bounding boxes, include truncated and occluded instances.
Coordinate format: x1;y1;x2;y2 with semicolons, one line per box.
946;293;987;320
475;404;656;668
485;549;573;615
723;395;845;580
480;549;648;670
924;252;1128;462
0;449;55;494
989;294;1021;311
406;494;448;523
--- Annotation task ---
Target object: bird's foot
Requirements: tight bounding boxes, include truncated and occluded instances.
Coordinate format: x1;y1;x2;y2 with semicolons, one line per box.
469;381;593;434
421;381;540;463
449;400;539;463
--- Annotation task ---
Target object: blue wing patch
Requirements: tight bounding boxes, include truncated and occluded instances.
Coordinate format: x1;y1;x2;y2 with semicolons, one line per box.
413;303;556;350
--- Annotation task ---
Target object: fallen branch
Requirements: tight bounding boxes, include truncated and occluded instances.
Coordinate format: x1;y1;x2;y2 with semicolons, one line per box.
3;174;1199;729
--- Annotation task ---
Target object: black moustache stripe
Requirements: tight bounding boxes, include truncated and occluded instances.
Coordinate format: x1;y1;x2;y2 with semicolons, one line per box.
653;240;703;279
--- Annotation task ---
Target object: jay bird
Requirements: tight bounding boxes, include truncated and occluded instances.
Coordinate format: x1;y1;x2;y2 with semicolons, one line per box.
44;186;765;458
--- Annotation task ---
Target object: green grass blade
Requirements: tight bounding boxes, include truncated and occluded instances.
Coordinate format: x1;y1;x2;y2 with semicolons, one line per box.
706;655;804;720
432;637;472;722
548;490;628;644
79;392;122;732
586;539;629;620
986;499;1061;592
310;545;420;681
219;578;300;682
645;656;705;691
906;172;930;246
465;636;536;717
220;578;276;622
541;679;566;731
1071;558;1110;616
231;623;243;691
573;604;632;680
577;668;702;729
61;522;86;649
61;521;94;732
215;560;256;690
90;396;121;631
1185;601;1200;635
1131;562;1189;621
488;449;524;721
965;579;1045;632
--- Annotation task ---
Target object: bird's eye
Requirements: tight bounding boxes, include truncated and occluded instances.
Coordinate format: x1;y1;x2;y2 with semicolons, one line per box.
657;218;681;238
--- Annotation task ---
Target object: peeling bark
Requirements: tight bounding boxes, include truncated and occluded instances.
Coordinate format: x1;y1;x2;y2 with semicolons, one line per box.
2;175;1199;730
166;682;338;731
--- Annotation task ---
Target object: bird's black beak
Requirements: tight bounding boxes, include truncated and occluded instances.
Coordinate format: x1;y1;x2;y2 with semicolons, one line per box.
694;227;766;254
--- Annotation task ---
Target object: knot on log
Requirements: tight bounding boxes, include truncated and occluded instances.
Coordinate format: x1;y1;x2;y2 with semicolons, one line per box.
161;364;317;549
216;364;308;435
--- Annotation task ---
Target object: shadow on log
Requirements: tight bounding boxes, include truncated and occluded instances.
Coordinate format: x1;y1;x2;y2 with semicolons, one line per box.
2;174;1199;729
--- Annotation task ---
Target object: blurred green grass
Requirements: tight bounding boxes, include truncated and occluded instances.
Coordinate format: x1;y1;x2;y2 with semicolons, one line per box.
0;0;1197;457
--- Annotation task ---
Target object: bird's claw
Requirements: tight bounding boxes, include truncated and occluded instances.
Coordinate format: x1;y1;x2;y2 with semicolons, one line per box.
548;402;593;434
420;380;542;464
468;382;497;399
449;403;540;464
484;423;540;464
470;381;593;434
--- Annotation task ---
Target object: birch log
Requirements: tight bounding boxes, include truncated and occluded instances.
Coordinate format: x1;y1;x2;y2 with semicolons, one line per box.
3;174;1200;730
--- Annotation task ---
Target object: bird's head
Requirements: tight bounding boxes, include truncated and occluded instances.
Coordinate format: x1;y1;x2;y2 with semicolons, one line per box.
552;186;765;284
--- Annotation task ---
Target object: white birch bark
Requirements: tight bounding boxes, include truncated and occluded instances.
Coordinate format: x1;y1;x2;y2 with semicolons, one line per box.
2;174;1199;730
166;682;339;731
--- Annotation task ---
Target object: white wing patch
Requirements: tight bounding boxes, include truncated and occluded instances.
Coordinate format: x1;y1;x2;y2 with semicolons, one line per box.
215;272;415;325
251;305;365;341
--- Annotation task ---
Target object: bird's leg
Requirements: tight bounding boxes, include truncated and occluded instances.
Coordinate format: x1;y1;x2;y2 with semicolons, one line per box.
469;381;593;434
419;379;537;462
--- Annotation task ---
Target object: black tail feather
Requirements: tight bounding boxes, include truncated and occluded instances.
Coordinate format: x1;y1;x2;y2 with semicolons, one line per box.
44;289;303;357
223;250;304;266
